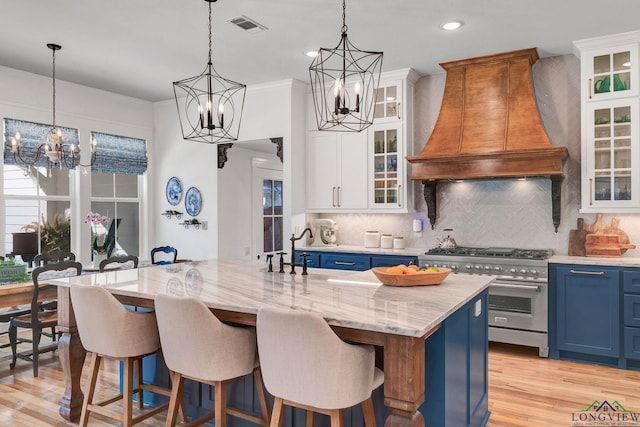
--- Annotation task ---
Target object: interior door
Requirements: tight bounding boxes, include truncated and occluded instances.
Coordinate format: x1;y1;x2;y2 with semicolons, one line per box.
252;161;284;262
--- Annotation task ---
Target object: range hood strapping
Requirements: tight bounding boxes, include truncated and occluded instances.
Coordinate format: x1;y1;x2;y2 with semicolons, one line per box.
407;48;568;231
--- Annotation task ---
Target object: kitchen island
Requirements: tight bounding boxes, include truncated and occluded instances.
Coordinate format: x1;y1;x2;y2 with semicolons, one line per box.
50;259;492;426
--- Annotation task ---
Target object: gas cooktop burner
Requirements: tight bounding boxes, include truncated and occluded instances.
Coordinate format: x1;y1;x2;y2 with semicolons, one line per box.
425;246;552;260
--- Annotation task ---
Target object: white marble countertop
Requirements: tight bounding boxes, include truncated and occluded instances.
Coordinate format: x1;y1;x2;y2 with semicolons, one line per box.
50;259;492;338
550;255;640;267
298;245;426;257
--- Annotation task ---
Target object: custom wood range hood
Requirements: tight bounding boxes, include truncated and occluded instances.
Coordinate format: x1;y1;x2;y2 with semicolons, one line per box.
407;48;568;232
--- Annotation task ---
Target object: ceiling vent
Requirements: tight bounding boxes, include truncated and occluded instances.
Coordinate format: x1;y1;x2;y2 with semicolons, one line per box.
228;15;268;33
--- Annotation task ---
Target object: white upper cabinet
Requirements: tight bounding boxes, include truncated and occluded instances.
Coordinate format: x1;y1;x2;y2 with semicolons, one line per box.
305;68;419;213
575;31;640;212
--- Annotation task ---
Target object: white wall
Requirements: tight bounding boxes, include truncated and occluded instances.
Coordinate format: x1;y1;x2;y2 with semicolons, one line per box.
0;65;154;264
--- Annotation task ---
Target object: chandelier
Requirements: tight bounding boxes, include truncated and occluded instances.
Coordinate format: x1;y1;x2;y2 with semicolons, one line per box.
10;43;97;168
309;0;383;132
173;0;246;144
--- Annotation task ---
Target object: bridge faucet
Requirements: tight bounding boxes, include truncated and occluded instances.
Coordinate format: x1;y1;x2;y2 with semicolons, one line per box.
289;228;313;274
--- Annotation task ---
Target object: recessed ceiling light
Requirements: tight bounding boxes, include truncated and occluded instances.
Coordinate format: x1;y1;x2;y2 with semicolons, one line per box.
305;50;318;58
440;21;463;31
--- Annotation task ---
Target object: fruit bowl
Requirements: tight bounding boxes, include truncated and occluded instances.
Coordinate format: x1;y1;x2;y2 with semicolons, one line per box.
371;267;451;287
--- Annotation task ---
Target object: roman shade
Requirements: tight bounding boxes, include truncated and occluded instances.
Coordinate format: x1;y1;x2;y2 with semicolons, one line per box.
3;118;80;169
90;131;147;175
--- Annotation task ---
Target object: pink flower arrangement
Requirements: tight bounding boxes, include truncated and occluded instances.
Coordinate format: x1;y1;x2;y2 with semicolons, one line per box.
85;212;110;253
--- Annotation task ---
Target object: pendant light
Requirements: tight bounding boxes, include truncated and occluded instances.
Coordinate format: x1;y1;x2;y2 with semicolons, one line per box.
10;43;97;168
173;0;246;144
309;0;383;132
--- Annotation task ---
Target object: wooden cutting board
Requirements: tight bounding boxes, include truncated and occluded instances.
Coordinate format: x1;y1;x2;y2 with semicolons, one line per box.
585;233;636;257
568;218;588;256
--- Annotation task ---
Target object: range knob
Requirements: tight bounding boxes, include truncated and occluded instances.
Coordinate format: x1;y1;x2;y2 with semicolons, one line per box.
530;269;538;276
484;265;492;271
441;264;448;269
494;266;502;272
519;269;528;275
475;265;482;270
510;268;517;274
465;264;473;271
450;265;459;271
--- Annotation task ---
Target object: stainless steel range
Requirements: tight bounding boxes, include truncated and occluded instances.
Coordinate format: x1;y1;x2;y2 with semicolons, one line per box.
419;246;552;357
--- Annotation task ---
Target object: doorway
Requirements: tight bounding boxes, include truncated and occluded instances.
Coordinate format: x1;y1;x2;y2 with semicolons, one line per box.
252;159;284;261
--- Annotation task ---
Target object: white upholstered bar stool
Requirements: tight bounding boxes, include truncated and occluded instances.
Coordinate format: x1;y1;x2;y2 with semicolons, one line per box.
256;306;384;427
155;293;271;427
70;285;173;427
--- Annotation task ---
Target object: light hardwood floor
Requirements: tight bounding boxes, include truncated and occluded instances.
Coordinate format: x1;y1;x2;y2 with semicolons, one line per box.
1;343;640;426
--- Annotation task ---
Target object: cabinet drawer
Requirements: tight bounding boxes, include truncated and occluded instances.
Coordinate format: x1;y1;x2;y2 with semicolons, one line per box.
321;254;371;271
624;294;640;327
624;270;640;294
294;252;320;268
371;255;418;268
624;327;640;360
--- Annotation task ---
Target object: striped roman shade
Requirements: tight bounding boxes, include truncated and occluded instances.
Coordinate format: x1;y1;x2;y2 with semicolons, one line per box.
90;131;147;175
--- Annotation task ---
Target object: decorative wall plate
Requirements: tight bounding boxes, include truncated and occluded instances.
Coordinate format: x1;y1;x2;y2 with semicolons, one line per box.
166;177;183;206
185;186;202;216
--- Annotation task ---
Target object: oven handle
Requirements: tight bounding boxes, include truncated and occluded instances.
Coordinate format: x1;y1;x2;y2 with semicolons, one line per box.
491;282;541;292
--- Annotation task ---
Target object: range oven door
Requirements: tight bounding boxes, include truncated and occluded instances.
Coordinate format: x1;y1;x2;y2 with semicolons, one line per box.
488;278;547;333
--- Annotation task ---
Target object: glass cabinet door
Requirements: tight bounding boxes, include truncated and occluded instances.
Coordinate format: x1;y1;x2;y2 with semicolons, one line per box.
371;125;401;207
588;45;637;100
374;81;400;120
590;101;637;206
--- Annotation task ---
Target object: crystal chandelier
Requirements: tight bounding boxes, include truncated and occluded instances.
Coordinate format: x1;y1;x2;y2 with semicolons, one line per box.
10;43;97;168
173;0;246;144
309;0;383;132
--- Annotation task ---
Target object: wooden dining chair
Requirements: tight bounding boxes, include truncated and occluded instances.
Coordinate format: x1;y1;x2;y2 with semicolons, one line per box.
9;260;83;377
99;255;139;272
150;246;177;265
32;251;76;268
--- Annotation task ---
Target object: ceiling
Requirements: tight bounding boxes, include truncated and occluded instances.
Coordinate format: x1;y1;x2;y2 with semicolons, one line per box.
2;0;640;103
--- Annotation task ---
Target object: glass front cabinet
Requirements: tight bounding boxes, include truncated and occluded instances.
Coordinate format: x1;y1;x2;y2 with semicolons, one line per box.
369;123;405;210
575;32;640;212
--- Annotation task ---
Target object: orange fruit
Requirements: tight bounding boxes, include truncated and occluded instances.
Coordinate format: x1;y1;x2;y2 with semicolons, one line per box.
386;266;403;274
407;265;419;271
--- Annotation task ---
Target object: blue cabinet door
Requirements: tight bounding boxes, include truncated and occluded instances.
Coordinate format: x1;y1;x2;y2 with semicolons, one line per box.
370;255;418;268
294;251;321;269
556;265;620;357
320;253;371;271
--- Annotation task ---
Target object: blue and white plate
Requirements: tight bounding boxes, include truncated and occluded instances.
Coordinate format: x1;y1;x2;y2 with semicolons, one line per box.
166;177;183;206
185;186;202;216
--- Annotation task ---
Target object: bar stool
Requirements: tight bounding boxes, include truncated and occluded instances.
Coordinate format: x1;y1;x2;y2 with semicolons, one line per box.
256;306;384;427
155;293;271;427
70;285;173;427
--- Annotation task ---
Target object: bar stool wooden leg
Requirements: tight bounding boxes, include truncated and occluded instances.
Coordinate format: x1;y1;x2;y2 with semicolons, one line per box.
136;358;144;410
329;409;343;427
166;371;185;427
215;380;227;427
362;397;376;427
254;367;271;426
305;410;315;427
80;352;101;427
271;397;285;427
123;357;135;427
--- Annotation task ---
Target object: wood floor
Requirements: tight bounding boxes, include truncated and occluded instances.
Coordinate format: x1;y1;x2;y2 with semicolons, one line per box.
1;342;639;426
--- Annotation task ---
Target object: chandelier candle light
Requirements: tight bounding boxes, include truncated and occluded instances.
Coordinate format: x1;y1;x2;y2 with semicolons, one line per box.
309;0;383;132
10;44;97;168
173;0;246;144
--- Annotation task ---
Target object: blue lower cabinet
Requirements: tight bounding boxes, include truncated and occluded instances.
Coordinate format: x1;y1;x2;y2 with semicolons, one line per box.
421;290;490;427
320;253;371;271
293;251;320;268
370;255;418;268
624;327;640;360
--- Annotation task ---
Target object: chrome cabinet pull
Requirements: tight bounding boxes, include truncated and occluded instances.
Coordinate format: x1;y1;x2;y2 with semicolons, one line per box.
397;102;401;119
589;78;593;99
334;261;356;266
569;269;605;276
332;186;336;207
589;178;593;205
398;184;402;207
337;186;341;207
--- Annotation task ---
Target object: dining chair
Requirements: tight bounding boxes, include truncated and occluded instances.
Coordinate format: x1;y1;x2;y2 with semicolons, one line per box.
9;260;83;377
99;254;139;272
256;306;384;427
150;246;177;265
32;251;76;268
70;285;175;427
155;293;271;427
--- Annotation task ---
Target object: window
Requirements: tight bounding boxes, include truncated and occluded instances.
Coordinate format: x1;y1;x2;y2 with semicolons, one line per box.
263;179;283;254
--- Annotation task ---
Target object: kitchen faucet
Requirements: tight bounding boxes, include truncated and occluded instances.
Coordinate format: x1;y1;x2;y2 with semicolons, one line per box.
289;228;313;274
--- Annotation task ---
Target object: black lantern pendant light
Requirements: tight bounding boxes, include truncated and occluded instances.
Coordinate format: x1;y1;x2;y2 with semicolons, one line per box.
309;0;383;132
10;43;97;168
173;0;246;144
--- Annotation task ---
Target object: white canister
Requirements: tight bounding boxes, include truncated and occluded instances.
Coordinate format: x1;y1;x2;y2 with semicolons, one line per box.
380;234;394;249
364;231;381;248
393;237;405;249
